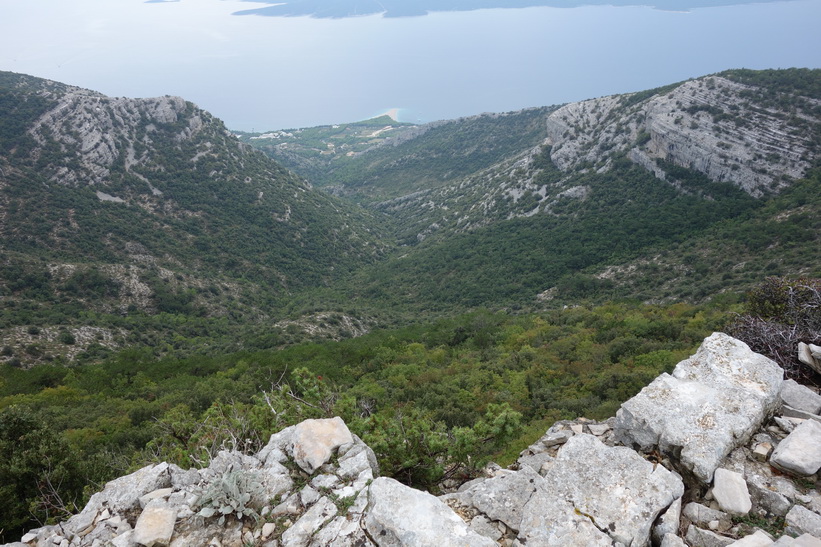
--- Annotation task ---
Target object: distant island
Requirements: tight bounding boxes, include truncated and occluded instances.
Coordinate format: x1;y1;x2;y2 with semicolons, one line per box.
232;0;794;18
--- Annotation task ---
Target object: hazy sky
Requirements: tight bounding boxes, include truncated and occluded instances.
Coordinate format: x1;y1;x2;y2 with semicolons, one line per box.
1;0;819;131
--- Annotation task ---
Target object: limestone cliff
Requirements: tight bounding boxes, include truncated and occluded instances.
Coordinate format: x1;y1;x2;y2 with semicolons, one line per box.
546;73;819;198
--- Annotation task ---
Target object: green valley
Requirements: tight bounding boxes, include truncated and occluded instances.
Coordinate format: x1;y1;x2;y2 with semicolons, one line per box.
1;67;820;541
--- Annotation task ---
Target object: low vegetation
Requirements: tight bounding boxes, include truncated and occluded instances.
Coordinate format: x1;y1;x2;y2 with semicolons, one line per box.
1;298;734;539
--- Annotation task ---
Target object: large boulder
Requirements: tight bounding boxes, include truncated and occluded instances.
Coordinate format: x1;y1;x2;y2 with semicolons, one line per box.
540;433;683;546
363;477;496;546
514;487;613;546
614;333;783;484
290;417;354;473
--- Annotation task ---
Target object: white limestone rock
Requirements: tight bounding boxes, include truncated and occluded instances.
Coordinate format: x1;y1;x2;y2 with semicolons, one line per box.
308;489;372;546
539;429;573;447
661;533;688;547
110;530;134;547
457;465;545;532
788;534;821;547
782;405;821;423
516;451;554;474
781;379;821;415
469;515;503;542
290;417;353;474
337;434;380;476
258;424;296;464
798;343;821;375
65;463;172;537
300;485;321;507
615;333;783;484
261;522;277;538
770;419;821;476
785;505;821;538
337;448;373;480
753;442;774;462
790;534;821;547
683;502;731;531
588;422;611;436
139;488;173;509
652;497;682;545
272;492;302;517
713;468;752;516
169;518;242;547
131;501;176;547
281;496;337;547
685;524;735;547
364;477;495;547
747;477;792;517
541;433;684;546
728;530;775;546
514;487;612;546
258;462;294;503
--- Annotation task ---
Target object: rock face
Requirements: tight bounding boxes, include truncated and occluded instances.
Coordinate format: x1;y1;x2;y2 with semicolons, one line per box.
614;332;783;484
540;433;683;546
8;333;821;547
364;477;495;546
545;75;820;197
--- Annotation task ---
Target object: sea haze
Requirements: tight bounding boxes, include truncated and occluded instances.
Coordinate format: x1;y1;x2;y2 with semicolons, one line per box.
0;0;818;131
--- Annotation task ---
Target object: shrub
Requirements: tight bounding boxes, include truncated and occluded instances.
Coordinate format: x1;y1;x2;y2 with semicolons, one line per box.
728;277;821;384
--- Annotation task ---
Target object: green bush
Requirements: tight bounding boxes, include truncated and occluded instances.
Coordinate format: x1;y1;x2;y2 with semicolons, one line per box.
0;406;86;542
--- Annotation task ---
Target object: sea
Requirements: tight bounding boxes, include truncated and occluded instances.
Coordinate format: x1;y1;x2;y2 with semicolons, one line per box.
1;0;819;131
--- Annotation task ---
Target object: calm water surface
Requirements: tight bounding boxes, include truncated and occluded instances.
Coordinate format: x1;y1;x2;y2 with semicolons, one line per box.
1;0;819;130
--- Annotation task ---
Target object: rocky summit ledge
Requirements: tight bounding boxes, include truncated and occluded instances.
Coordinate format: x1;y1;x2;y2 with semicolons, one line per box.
7;333;821;547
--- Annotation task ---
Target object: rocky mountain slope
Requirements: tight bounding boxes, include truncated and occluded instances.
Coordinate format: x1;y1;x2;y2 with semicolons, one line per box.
274;69;820;314
546;73;818;197
7;333;821;546
319;69;820;243
2;69;820;363
0;71;388;364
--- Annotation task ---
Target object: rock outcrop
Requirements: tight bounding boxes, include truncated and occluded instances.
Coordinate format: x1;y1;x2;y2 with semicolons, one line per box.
614;332;784;485
545;75;821;197
7;333;820;546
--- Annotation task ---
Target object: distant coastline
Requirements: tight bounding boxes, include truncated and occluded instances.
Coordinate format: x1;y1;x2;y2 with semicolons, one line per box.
233;0;795;19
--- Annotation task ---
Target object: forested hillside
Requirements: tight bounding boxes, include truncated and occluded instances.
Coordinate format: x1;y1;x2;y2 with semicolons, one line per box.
0;72;389;364
1;68;821;541
263;69;821;316
0;300;730;538
2;69;821;364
